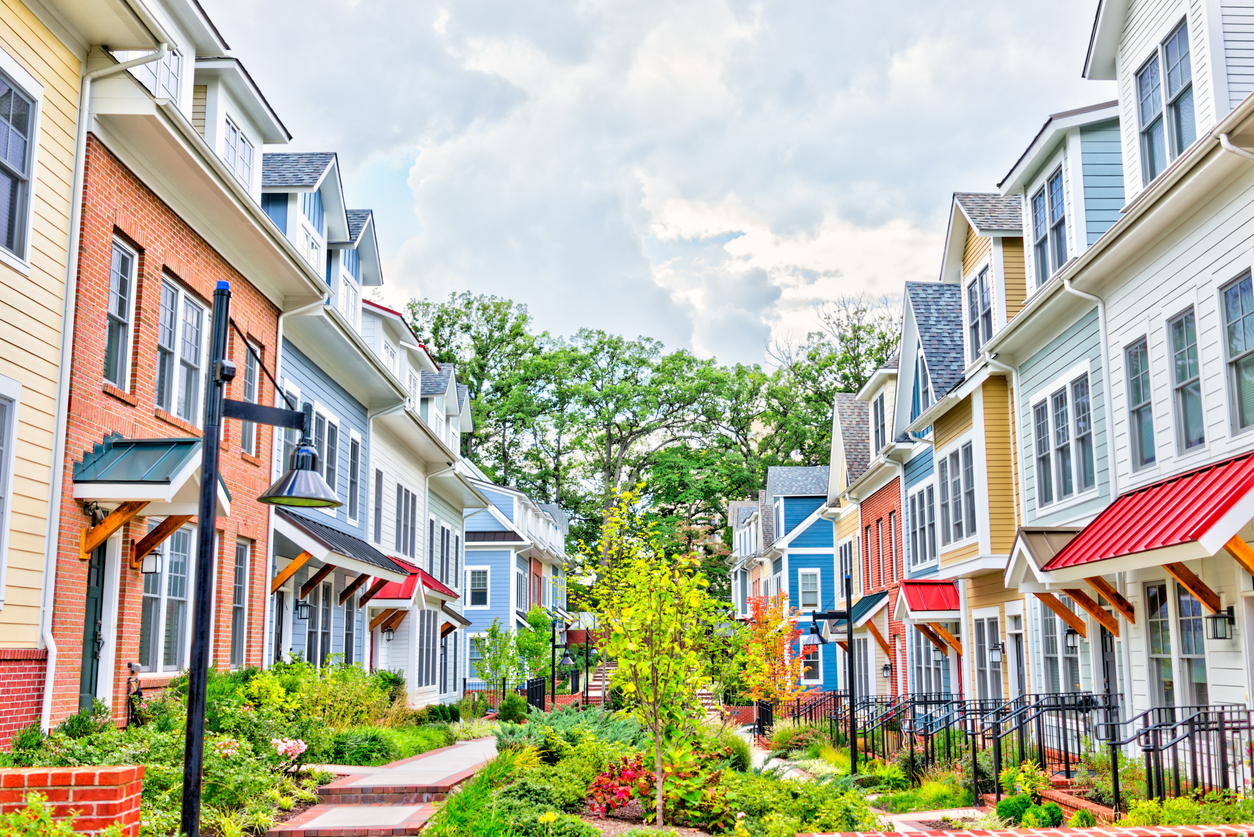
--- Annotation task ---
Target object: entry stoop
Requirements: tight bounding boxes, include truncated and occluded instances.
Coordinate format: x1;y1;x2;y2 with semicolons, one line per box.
266;802;435;836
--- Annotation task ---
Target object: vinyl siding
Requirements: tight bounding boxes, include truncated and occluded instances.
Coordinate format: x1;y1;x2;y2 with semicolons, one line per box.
286;566;364;666
903;447;934;490
940;541;980;567
1224;1;1254;108
1002;237;1028;320
280;341;371;540
192;84;207;135
0;0;80;645
465;508;508;532
481;488;514;522
1080;120;1125;245
934;398;973;451
965;573;1026;697
983;377;1017;554
789;518;833;549
462;547;513;669
370;423;429;561
783;496;824;535
962;225;992;279
428;485;465;597
1018;308;1110;526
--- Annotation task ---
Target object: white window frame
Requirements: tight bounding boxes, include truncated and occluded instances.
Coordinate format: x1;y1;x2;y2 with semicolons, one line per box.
1137;20;1195;187
0;51;42;272
872;393;886;453
937;436;977;548
373;467;384;544
468;631;485;681
346;430;362;524
312;404;340;517
907;480;937;568
798;568;820;612
104;238;139;391
274;380;301;479
801;641;823;684
1030;363;1099;510
467;566;490;609
239;338;261;456
128;47;180;102
221;115;254;188
230;539;249;669
1168;306;1205;454
966;263;993;361
0;373;21;607
1221;271;1254;434
439;522;452;585
155;277;209;425
1126;336;1157;471
972;610;1003;701
138;523;195;673
383;341;397;375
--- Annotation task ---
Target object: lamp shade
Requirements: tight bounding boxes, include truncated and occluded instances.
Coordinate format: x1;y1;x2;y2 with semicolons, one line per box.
383;625;395;642
1206;605;1236;640
141;548;163;576
932;645;944;663
989;643;1003;664
1064;627;1080;650
258;441;342;508
882;662;891;679
294;600;312;621
559;648;575;668
799;632;819;649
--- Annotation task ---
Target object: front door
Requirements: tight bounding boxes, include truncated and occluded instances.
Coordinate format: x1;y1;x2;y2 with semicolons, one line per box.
1012;632;1027;697
1099;623;1118;697
79;545;107;711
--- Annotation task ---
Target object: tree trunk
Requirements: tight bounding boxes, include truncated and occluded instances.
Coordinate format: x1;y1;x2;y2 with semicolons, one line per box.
654;736;665;826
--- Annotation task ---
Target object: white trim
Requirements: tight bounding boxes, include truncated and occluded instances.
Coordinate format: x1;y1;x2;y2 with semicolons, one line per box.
104;237;139;392
1029;360;1101;509
466;564;490;610
801;639;823;684
797;568;821;612
0;46;42;272
230;538;250;669
906;477;939;569
0;372;20;607
312;401;341;518
346;429;362;525
96;534;123;707
936;430;979;552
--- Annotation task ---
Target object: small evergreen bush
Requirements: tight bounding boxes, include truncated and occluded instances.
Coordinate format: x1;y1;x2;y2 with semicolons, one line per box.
1068;808;1098;827
498;693;528;723
996;793;1032;824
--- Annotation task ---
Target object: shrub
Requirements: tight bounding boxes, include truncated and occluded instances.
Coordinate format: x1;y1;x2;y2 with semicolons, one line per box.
1041;801;1064;826
0;792;122;837
451;718;499;741
1069;808;1098;827
55;699;112;739
1015;760;1052;801
1020;805;1047;828
329;728;397;765
300;662;392;728
372;669;406;704
498;693;528;724
996;794;1031;824
768;720;827;755
709;728;751;772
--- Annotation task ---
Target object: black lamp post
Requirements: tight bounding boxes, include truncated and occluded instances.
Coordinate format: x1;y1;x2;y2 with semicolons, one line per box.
180;281;341;837
809;571;856;775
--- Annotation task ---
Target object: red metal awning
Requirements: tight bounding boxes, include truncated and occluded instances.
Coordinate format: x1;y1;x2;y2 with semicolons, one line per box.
373;557;460;602
1042;451;1254;573
895;579;960;621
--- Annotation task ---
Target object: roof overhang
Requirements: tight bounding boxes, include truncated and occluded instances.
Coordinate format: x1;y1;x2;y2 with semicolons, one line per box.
845;457;897;502
272;511;407;583
55;1;162;51
935;553;1009;580
999;102;1120;194
373;409;460;469
855;366;897;401
73;437;230;517
1005;527;1082;590
430;469;490;511
285;306;406;409
894;579;961;623
88;67;327;310
193;58;290;143
1083;0;1129;80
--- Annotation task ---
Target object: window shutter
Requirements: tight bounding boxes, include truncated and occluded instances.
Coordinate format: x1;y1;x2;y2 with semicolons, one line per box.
428;519;436;573
454;535;460;586
394;484;403;552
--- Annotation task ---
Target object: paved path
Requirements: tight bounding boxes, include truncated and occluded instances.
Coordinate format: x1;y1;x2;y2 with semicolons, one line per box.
881;807;985;833
268;738;497;837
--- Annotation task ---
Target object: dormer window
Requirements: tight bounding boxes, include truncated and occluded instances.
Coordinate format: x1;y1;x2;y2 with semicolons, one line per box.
131;49;181;101
1031;169;1067;286
1137;22;1194;186
872;393;886;453
911;349;931;421
382;342;396;375
222;117;253;188
407;370;419;409
1049;171;1067;269
967;266;992;360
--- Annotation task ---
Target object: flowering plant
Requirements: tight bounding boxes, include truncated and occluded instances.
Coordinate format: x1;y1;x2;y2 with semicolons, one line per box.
214;737;241;759
271;737;308;772
586;754;651;817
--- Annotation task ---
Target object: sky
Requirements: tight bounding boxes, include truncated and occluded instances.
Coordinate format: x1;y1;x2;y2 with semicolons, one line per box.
204;0;1114;366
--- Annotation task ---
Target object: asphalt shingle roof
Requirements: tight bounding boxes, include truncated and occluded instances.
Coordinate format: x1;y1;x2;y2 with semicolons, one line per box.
906;282;965;398
766;466;830;503
727;500;757;527
456;383;469;412
954;192;1022;233
420;365;454;396
346;209;372;244
881;350;900;371
834;393;870;482
758;489;773;547
262;152;335;188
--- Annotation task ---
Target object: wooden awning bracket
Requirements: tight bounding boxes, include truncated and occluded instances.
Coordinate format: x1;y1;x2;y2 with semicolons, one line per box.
369;608;399;632
338;573;369;606
928;622;963;656
866;620;892;655
917;623;949;656
1062;587;1120;638
81;501;148;560
300;565;335;600
270;551;313;594
1035;592;1087;638
130;514;192;570
1225;536;1254;580
1163;561;1221;614
358;577;388;607
1085;575;1135;624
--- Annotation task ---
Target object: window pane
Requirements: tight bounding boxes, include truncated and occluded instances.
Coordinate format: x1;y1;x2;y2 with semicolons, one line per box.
177;299;204;421
104;244;133;387
961;444;976;535
1053;390;1073;498
1072;377;1095;491
1035;402;1053;505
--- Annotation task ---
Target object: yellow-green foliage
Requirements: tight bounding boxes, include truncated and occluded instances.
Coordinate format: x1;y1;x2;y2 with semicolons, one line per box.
242;671;299;713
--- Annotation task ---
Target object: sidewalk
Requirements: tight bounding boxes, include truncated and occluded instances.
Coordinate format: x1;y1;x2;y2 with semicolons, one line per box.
268;737;497;836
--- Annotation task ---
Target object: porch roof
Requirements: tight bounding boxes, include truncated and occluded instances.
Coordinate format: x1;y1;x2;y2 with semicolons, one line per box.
274;509;408;583
1042;451;1254;572
829;589;888;631
372;556;459;602
72;433;230;517
895;579;960;621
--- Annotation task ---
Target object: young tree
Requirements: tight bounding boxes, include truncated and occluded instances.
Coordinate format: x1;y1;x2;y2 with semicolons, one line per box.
741;593;811;707
515;606;555;679
596;488;722;826
471;619;521;685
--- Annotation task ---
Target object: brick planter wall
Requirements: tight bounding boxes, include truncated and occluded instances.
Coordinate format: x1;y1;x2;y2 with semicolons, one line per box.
0;765;144;836
0;649;47;749
983;790;1115;825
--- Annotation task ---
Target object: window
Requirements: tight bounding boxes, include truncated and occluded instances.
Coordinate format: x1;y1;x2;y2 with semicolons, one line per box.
1032;188;1049;284
854;636;870;697
277;385;300;476
1138;22;1194;186
428;518;437;574
911;350;932;420
1040;594;1081;693
407;371;419;409
339;275;358;327
131;48;180;100
1170;309;1204;451
838;540;854;599
440;524;451;584
908;484;937;567
314;411;339;505
799;570;819;609
1224;273;1254;430
1146;582;1174;707
1073;377;1096;491
0;390;13;581
872;393;886;453
913;627;944;694
469;568;488;607
967;267;992;360
373;469;383;543
104;240;137;389
974;616;1002;700
239;340;260;455
454;534;461;588
0;72;34;258
383;342;397;375
1035;373;1097;506
1127;338;1156;469
469;635;484;679
155;279;208;423
801;644;821;683
138;525;192;672
222;117;253;187
394;485;417;558
876;519;884;587
231;541;248;669
887;511;897;583
343;591;356;666
305;581;332;667
347;435;361;523
1053;390;1073;498
302;229;319;269
516;558;527;613
939;444;975;545
1177;584;1208;705
1048;169;1067;271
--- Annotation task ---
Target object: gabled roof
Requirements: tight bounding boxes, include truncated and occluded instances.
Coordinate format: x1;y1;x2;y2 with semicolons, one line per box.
953;193;1022;234
766;466;830;501
881;351;899;370
905;282;964;397
262;152;335;188
346;209;372;244
894;579;961;622
728;500;757;528
456;383;469;412
834;394;870;482
998;101;1120;193
421;365;455;396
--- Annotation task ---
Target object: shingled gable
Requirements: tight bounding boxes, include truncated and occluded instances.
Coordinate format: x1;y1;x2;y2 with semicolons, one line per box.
833;393;870;484
905;282;964;398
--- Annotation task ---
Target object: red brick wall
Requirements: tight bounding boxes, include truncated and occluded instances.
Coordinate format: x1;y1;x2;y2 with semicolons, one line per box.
0;650;47;748
859;477;905;697
48;135;280;725
0;765;144;836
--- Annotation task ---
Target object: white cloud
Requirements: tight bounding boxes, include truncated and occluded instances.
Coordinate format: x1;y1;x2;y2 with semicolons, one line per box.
203;0;1113;365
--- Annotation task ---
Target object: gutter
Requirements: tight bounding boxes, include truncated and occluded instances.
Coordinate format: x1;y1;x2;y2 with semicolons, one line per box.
39;42;169;732
1060;276;1118;503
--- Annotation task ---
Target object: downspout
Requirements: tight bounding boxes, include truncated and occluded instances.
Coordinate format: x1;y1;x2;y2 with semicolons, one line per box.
1061;276;1118;503
261;297;328;670
39;43;169;733
983;353;1026;528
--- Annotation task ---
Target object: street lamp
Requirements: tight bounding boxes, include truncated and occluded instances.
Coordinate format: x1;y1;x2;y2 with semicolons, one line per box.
181;281;342;837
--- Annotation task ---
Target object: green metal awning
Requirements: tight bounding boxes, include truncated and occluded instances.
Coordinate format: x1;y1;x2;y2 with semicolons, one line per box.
72;433;230;517
827;590;889;633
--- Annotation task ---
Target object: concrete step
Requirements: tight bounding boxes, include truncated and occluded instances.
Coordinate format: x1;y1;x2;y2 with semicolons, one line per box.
267;802;435;836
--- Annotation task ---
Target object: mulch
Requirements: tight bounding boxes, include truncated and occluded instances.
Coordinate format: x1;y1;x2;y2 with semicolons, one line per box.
578;799;713;836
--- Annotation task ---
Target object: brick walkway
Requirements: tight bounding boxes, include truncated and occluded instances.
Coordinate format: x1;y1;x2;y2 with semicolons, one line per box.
267;738;496;836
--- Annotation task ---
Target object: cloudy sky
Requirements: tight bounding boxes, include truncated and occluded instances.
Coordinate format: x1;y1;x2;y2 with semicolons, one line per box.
205;0;1113;366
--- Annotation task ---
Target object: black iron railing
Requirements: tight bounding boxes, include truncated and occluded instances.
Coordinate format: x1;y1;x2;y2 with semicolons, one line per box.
525;676;547;711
